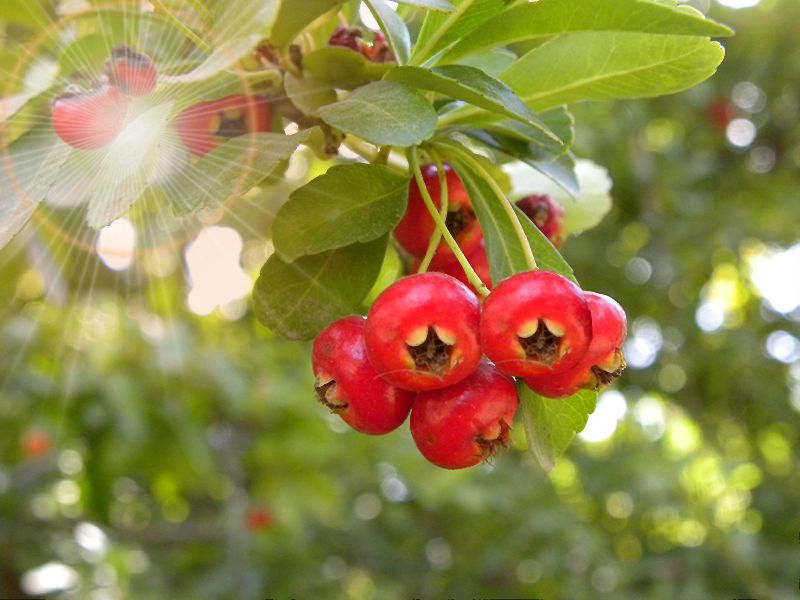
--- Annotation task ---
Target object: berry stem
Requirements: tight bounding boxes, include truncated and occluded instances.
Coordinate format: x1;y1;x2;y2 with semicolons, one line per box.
408;147;490;297
344;138;408;174
438;142;538;271
416;149;449;274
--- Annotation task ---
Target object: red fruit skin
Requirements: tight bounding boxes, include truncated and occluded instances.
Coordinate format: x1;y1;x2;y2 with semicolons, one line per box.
708;98;737;130
410;360;519;469
52;85;128;150
365;273;482;392
363;32;394;62
480;270;592;378
413;241;492;295
109;45;157;96
525;292;627;398
394;163;483;264
312;316;414;435
175;95;272;156
515;194;565;247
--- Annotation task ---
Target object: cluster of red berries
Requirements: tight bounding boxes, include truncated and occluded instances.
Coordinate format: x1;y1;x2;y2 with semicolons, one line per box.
51;45;272;159
328;25;395;62
397;165;567;295
312;163;626;470
52;45;157;150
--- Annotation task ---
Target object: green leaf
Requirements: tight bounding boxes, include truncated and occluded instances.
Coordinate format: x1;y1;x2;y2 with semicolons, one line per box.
273;164;410;261
303;47;394;90
318;81;436;147
86;103;175;228
363;0;412;65
169;130;314;216
284;72;337;118
519;383;597;472
443;0;733;63
411;0;510;66
502;32;726;112
253;237;388;340
443;144;575;284
0;129;71;249
526;154;580;199
270;0;346;47
385;65;557;140
395;0;455;10
1;0;49;28
457;48;516;78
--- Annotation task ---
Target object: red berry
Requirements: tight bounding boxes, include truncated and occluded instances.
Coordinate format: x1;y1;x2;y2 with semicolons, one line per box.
365;273;482;392
363;32;394;63
394;163;482;264
708;98;736;130
22;430;51;459
515;194;565;247
410;360;518;469
525;292;627;398
108;45;157;97
328;25;364;53
312;316;414;434
175;94;272;156
413;240;492;295
246;508;274;531
51;84;128;150
480;270;592;378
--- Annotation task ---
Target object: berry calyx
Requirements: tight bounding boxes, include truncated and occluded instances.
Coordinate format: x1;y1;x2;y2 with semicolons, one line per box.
515;194;565;247
312;316;414;434
364;273;482;392
394;163;482;264
51;84;128;150
108;44;157;97
175;94;272;156
410;360;518;469
363;32;394;63
525;292;627;398
480;270;592;378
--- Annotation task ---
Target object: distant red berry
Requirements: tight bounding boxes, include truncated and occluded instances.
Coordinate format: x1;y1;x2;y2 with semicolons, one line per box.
51;84;128;150
22;430;51;459
414;240;492;295
516;194;565;247
394;163;482;265
363;32;394;63
312;316;415;434
108;45;157;97
480;270;592;378
410;360;518;469
708;98;737;130
246;508;274;531
328;25;364;53
525;292;627;398
365;273;482;392
175;94;272;156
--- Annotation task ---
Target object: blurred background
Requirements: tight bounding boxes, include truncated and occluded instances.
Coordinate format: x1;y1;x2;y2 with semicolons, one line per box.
1;0;799;598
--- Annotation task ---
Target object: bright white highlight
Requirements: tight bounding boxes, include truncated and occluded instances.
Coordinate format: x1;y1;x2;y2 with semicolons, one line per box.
765;331;800;364
21;562;79;596
96;218;136;271
579;390;627;443
624;317;663;369
359;1;398;31
726;118;757;147
185;226;251;316
75;522;109;559
716;0;760;8
748;244;800;314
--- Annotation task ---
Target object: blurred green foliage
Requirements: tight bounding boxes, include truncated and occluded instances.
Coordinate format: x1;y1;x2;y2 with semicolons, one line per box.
1;1;799;599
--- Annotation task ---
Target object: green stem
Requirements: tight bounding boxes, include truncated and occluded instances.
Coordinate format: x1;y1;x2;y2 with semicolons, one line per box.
408;147;490;297
151;1;211;53
417;150;449;273
344;138;408;174
438;142;538;271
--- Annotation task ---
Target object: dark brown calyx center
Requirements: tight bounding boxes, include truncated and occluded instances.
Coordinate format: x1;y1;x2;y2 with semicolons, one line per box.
531;204;551;228
407;327;452;375
216;112;249;138
111;44;149;65
517;321;561;364
476;419;511;462
590;354;626;389
314;380;345;413
445;206;475;238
